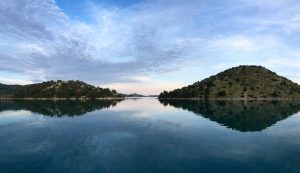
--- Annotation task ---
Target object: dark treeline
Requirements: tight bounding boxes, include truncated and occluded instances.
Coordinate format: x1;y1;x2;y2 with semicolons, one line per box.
12;80;123;98
0;83;24;96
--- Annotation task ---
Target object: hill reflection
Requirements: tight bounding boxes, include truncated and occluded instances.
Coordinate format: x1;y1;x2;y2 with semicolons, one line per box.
159;100;300;132
0;99;124;117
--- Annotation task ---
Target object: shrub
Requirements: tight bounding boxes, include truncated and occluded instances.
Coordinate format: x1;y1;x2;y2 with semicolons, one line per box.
217;90;226;97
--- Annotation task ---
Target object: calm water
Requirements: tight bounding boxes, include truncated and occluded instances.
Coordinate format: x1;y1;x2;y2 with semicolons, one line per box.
1;98;300;173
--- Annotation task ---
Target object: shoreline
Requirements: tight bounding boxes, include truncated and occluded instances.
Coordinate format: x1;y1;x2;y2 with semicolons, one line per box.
1;97;300;101
158;97;300;101
0;97;125;100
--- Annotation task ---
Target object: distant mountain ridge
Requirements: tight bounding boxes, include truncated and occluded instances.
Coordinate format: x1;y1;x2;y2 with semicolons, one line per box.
1;80;123;99
125;93;159;97
159;65;300;100
126;93;145;97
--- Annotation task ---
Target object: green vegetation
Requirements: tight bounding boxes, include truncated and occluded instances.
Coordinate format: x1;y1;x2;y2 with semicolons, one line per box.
159;65;300;99
11;80;123;98
0;84;24;97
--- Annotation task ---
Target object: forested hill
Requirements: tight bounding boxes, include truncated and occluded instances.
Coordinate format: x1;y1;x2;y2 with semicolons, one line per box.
10;80;123;98
0;83;24;97
159;65;300;100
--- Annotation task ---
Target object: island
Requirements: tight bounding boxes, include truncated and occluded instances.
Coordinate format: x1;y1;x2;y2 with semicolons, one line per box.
125;93;159;97
159;65;300;100
1;80;124;99
125;93;146;97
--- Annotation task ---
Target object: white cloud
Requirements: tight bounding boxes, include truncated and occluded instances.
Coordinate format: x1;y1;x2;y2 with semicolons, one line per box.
1;0;300;93
0;77;32;85
235;0;300;34
208;36;258;52
0;0;202;84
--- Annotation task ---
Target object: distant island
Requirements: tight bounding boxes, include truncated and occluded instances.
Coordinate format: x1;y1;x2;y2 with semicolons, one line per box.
0;80;124;99
125;93;146;97
125;93;159;97
159;65;300;100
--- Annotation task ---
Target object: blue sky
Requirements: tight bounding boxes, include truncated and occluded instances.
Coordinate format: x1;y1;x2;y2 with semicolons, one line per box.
1;0;300;94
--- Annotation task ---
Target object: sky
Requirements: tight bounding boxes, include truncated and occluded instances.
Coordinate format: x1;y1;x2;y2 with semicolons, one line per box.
0;0;300;95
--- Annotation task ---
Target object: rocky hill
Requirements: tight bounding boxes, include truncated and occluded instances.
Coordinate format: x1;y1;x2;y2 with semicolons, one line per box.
159;65;300;100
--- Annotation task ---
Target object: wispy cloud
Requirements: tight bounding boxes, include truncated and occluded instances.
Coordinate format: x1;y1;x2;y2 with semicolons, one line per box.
0;0;201;84
0;0;300;94
0;77;32;85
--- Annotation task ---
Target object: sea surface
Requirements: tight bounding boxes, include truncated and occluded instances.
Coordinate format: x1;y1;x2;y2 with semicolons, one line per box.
1;98;300;173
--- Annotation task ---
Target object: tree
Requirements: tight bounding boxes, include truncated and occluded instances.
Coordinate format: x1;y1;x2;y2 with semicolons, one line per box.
217;90;226;97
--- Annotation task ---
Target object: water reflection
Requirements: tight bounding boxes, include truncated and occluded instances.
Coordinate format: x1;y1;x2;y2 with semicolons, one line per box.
159;100;300;132
1;98;300;173
0;99;124;117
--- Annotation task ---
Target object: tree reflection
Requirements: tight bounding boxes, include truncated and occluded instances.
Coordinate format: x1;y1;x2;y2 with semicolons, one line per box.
159;99;300;132
0;99;124;117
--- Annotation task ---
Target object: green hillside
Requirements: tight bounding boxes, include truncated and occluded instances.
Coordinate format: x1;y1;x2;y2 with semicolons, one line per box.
11;80;123;98
0;83;24;97
159;65;300;99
